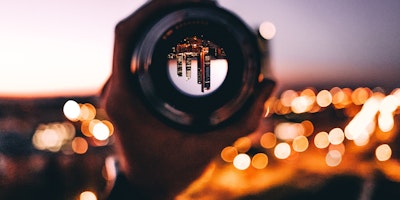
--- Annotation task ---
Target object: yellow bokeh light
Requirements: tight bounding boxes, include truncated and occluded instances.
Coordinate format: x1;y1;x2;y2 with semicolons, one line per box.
221;146;238;163
375;144;392;162
326;150;342;167
275;122;304;141
92;121;111;141
328;128;345;145
314;131;329;149
233;153;251;170
301;120;314;137
378;113;394;133
352;87;372;105
252;153;269;169
380;95;400;114
292;135;309;152
79;103;96;121
259;21;277;40
316;90;332;107
280;90;298;107
329;143;345;156
291;96;313;113
79;191;97;200
233;137;252;153
274;142;291;159
63;100;81;121
72;137;88;154
260;132;276;149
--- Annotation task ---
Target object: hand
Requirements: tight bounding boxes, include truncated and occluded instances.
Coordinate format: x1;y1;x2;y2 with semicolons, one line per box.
101;4;275;198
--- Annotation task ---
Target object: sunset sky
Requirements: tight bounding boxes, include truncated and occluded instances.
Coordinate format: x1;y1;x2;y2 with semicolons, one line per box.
0;0;399;97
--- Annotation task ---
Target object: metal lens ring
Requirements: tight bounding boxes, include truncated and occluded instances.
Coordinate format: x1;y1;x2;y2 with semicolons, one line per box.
131;6;260;131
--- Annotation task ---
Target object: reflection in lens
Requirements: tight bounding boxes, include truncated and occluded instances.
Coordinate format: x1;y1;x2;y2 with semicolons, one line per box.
168;36;228;96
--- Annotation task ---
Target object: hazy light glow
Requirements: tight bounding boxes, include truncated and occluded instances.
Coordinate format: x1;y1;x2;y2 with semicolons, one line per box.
221;146;238;163
326;150;342;167
233;137;252;153
275;122;304;141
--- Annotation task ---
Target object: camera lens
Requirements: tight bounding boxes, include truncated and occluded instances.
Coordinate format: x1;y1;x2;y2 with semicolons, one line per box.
131;5;260;131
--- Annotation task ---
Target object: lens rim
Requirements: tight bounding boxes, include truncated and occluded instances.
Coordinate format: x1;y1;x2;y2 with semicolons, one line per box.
131;5;260;130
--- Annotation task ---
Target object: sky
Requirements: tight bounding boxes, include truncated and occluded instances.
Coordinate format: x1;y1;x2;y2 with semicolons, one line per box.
0;0;399;97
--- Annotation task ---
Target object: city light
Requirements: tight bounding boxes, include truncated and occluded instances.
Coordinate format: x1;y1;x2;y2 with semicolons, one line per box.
233;154;251;170
258;21;277;40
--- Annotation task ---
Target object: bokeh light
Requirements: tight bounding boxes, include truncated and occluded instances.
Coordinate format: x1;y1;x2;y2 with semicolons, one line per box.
260;132;277;149
63;100;81;121
72;137;89;154
314;131;329;149
259;21;277;40
328;128;345;145
375;144;392;162
221;146;238;163
274;142;291;159
316;90;332;107
325;150;342;167
79;191;97;200
233;154;251;170
292;135;309;152
251;153;269;169
233;137;252;153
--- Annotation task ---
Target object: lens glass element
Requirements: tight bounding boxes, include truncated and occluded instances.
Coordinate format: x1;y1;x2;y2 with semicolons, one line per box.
167;36;228;96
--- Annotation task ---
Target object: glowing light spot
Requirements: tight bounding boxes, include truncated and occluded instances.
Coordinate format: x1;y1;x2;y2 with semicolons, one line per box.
252;153;269;169
326;150;342;167
316;90;332;107
301;120;314;137
79;103;96;121
79;191;97;200
378;113;394;132
221;146;238;163
233;154;251;170
280;90;298;107
259;21;277;40
328;128;345;145
314;131;329;149
291;96;313;113
275;122;304;141
72;137;88;154
352;87;372;105
274;142;291;159
375;144;392;162
63;100;81;121
380;95;399;113
329;143;345;155
260;132;276;149
233;137;252;153
92;121;110;141
292;135;309;152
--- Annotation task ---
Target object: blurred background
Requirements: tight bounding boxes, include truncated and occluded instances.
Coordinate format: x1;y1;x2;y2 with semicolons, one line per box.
0;0;399;199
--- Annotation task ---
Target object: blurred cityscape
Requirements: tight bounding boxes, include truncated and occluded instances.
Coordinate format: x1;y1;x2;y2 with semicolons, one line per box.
0;86;399;199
